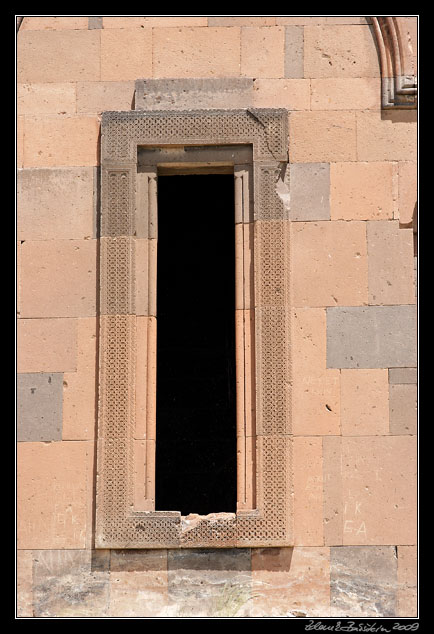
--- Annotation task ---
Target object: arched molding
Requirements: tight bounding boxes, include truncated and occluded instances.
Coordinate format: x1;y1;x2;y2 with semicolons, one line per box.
372;17;417;108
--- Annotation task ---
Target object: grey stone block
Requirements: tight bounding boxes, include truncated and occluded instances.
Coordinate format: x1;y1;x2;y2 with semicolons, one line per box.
88;17;103;29
330;546;397;617
289;163;330;221
389;384;417;435
327;305;417;369
135;78;254;111
284;26;304;78
17;373;63;441
389;367;417;384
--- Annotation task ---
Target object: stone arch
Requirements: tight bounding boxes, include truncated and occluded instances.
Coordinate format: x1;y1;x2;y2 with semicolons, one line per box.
371;17;417;108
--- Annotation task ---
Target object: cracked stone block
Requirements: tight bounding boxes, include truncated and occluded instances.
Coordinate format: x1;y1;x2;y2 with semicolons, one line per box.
17;373;63;442
326;305;417;368
330;546;397;617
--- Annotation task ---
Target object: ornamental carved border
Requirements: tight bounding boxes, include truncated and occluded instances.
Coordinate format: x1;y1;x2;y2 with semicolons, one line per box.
96;109;293;548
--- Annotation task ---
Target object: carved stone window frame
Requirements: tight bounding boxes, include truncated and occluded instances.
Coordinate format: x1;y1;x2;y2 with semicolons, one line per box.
96;109;292;548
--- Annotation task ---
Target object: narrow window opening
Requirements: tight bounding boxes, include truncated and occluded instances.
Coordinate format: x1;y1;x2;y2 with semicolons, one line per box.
155;174;237;516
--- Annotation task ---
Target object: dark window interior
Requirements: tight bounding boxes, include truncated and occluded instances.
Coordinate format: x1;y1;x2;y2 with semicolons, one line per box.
155;174;237;515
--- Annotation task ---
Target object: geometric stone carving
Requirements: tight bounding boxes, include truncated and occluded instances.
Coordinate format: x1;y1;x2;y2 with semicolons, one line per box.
96;108;292;548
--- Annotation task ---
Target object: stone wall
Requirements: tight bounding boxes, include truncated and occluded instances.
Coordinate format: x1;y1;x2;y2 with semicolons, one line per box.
17;15;417;618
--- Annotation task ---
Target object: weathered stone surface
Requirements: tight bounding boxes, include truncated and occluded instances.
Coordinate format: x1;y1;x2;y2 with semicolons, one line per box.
135;78;254;111
304;25;380;78
340;369;389;436
167;549;252;617
17;441;92;549
100;29;152;81
341;437;417;545
323;436;343;546
330;546;397;617
18;167;95;240
17;30;100;83
389;384;417;435
17;83;76;115
292;308;340;435
208;17;276;27
291;221;368;306
77;81;135;113
330;162;394;221
241;27;285;78
252;78;310;109
252;547;330;617
17;373;63;442
290;111;357;163
367;221;415;305
17;550;33;617
356;111;417;162
276;17;371;26
17;318;77;373
23;115;100;168
33;550;110;617
397;546;417;617
88;17;103;30
389;367;417;384
398;161;417;226
293;437;324;545
109;550;168;617
153;27;241;78
289;163;330;221
62;318;97;440
311;78;380;110
21;16;88;30
327;306;417;368
284;26;303;78
103;16;208;28
20;240;97;318
17;116;24;167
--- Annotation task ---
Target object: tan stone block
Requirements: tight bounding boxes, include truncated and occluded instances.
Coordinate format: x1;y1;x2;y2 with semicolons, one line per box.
293;437;323;545
17;441;92;549
311;78;380;110
103;16;208;28
18;167;95;240
62;318;97;440
323;436;343;545
76;81;135;113
356;111;417;162
101;29;152;81
330;162;394;221
21;16;88;30
153;27;241;78
23;115;100;168
251;547;330;617
17;241;21;316
17;30;100;83
20;240;97;318
135;316;157;442
304;25;380;78
17;550;33;617
291;221;368;306
17;116;24;168
17;318;77;373
340;436;417;545
18;83;76;115
367;221;415;305
292;308;340;436
341;369;389;436
235;224;254;310
241;27;285;78
389;384;417;435
290;111;357;163
276;17;370;26
135;239;157;316
397;545;417;617
133;440;156;512
252;78;310;109
209;17;276;26
399;161;417;227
